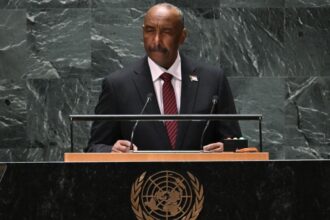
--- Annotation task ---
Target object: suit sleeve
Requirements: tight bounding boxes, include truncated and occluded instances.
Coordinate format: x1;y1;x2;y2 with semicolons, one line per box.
85;77;122;152
216;74;242;139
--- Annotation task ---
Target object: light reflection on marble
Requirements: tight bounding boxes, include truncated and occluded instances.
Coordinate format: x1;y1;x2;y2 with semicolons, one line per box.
0;10;27;153
91;7;145;78
221;0;284;8
285;77;330;159
92;0;155;8
0;10;27;80
0;79;27;151
181;8;221;67
0;0;90;9
220;8;286;77
286;0;330;7
26;8;91;79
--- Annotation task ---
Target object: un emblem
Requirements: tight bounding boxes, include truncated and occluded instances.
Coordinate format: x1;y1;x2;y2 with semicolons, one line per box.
131;170;204;220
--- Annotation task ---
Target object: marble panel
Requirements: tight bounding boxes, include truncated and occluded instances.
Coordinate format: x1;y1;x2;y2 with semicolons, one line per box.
181;8;221;67
285;8;330;76
0;10;27;80
26;8;91;79
229;77;286;159
284;77;330;159
0;0;25;9
221;0;284;8
286;0;330;7
0;79;27;150
93;0;220;8
0;10;27;150
0;0;90;9
26;79;95;160
0;148;44;162
0;149;12;161
219;8;285;77
91;7;145;78
92;0;154;8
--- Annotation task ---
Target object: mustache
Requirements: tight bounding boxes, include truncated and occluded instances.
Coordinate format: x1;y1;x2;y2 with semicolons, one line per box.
148;45;168;53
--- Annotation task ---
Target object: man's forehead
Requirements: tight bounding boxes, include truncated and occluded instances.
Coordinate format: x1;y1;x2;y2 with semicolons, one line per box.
144;6;181;24
150;6;173;17
144;17;177;27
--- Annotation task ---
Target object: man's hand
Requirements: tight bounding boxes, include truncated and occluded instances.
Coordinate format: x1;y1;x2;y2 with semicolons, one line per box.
111;140;138;153
203;142;224;153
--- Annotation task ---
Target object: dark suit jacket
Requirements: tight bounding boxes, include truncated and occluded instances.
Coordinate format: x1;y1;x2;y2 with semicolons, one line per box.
86;54;241;152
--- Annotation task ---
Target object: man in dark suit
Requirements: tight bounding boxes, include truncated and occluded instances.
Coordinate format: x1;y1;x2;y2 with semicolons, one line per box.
86;3;241;153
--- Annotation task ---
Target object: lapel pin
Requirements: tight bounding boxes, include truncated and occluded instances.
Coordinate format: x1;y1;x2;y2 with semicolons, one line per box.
189;75;198;82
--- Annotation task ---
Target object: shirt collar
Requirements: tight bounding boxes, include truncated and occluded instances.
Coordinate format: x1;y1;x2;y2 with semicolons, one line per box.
148;52;182;82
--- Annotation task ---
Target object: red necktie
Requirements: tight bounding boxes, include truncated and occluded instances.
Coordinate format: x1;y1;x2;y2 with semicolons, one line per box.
160;73;178;149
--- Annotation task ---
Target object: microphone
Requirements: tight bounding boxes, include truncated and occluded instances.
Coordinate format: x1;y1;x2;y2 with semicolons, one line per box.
200;95;218;150
129;93;153;151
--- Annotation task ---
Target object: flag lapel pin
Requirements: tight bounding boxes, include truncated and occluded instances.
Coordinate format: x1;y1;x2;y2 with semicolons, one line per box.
189;75;198;82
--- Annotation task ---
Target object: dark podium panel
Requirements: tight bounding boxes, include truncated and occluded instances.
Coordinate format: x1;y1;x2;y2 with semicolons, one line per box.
1;161;330;219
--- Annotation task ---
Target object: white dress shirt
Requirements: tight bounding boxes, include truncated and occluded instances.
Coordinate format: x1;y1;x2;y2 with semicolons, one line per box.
148;52;182;114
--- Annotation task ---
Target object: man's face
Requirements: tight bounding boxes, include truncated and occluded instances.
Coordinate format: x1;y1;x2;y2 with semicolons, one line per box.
143;6;186;69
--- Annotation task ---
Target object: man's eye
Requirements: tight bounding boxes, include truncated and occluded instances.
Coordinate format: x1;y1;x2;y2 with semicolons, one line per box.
145;28;155;33
162;29;172;34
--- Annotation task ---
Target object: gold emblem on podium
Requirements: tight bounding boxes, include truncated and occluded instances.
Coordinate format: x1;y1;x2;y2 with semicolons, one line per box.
131;170;204;220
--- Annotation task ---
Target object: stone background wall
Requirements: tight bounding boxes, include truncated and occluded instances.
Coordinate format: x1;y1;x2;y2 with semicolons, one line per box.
0;0;329;161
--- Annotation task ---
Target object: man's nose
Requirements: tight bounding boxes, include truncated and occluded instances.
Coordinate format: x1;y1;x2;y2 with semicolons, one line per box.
153;31;160;44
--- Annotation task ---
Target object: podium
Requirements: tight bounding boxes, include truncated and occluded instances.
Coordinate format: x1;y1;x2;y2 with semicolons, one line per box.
64;152;269;162
1;158;330;219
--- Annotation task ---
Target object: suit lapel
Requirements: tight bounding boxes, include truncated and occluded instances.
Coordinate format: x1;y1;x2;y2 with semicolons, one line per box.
132;57;171;148
131;57;159;114
176;55;199;148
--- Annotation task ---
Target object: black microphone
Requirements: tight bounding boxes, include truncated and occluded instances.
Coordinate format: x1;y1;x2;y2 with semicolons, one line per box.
129;93;153;151
200;95;219;150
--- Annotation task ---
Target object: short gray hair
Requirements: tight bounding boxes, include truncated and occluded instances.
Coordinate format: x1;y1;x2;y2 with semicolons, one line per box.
150;3;185;28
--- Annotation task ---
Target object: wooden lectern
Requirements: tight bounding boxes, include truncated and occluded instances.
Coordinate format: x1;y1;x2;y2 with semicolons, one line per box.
64;151;269;162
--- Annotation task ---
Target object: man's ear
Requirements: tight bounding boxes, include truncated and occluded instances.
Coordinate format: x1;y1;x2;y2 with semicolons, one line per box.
179;28;187;44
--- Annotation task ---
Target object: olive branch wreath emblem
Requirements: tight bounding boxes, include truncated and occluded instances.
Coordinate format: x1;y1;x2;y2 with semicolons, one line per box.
131;171;204;220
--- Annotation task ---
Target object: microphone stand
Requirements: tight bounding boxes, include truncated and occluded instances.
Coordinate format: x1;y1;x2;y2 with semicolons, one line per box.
129;93;153;151
200;96;218;150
